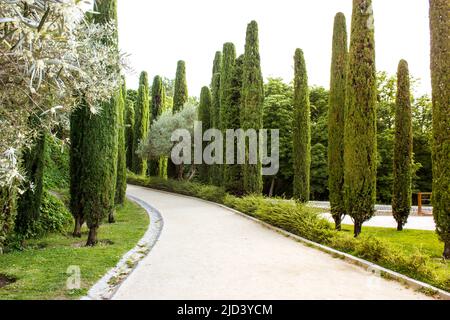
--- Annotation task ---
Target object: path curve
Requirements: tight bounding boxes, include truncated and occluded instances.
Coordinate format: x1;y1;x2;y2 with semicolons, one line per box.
113;185;431;300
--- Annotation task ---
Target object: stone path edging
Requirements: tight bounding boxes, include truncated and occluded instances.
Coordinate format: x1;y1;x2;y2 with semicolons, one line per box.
81;194;164;300
134;186;449;300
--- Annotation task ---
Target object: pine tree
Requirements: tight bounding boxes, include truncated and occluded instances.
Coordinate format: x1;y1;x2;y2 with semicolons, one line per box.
69;0;120;244
115;80;127;207
125;97;135;170
173;60;188;113
328;13;348;229
241;21;264;195
15;129;46;236
148;75;166;176
429;0;450;258
344;0;377;237
210;51;222;186
392;60;413;231
198;86;212;183
132;71;150;175
293;49;311;203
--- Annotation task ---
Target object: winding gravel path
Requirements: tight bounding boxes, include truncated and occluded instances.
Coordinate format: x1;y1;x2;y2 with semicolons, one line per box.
113;185;431;300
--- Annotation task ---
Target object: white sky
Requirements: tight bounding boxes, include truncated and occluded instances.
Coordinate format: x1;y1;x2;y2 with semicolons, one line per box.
118;0;431;97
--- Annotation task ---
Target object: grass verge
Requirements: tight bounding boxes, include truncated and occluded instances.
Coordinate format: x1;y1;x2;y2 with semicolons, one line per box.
128;173;449;292
0;200;149;300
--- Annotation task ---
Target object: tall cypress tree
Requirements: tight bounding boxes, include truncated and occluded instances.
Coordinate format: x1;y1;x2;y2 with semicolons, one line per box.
115;80;127;208
392;60;413;231
173;60;188;113
148;75;166;176
293;49;311;203
16;129;46;236
210;51;222;186
221;43;243;194
429;0;450;258
241;20;264;195
169;61;188;179
132;71;150;175
198;86;212;183
125;98;135;170
328;13;348;229
70;0;120;243
344;0;377;237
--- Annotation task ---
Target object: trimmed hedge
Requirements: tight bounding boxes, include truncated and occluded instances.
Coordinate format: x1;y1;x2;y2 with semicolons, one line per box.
127;173;449;291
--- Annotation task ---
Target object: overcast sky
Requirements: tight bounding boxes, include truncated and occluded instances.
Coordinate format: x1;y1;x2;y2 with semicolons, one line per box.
117;0;431;97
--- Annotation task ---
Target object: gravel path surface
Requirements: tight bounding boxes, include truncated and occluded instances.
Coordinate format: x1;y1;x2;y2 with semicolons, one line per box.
113;185;431;300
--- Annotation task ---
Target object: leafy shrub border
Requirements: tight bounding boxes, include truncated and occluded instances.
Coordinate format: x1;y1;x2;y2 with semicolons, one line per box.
127;173;449;298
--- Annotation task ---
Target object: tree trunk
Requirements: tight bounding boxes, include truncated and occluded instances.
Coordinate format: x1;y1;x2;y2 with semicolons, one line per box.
73;216;84;238
268;178;276;198
354;221;362;237
397;221;403;231
86;227;98;247
444;241;450;260
108;209;115;224
334;215;342;231
177;165;184;180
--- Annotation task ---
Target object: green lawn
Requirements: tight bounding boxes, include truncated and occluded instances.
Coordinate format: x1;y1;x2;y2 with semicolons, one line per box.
0;200;149;300
341;224;444;259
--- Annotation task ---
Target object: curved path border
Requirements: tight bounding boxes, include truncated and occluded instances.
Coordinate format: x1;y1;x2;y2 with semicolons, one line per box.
82;194;164;300
83;185;448;300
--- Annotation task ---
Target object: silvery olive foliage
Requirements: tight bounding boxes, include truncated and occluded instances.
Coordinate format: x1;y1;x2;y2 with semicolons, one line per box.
0;0;125;192
137;104;198;160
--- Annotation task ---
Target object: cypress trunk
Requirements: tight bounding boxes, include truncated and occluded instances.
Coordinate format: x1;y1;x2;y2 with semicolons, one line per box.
392;60;413;231
429;0;450;258
344;0;377;237
293;49;311;203
241;21;264;195
125;99;135;170
328;13;348;229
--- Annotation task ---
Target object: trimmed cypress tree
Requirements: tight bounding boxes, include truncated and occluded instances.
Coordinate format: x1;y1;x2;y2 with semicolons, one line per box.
225;54;244;195
241;20;264;195
169;61;188;179
70;0;120;244
344;0;377;237
198;86;212;183
293;49;311;203
125;98;135;170
221;43;243;194
392;60;413;231
148;75;166;176
15;130;46;236
172;60;188;113
210;51;223;186
328;13;348;229
132;71;150;175
429;0;450;258
115;80;127;207
212;51;222;83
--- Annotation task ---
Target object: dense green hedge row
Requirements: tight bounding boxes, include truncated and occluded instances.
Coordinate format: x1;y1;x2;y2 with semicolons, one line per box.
127;173;449;292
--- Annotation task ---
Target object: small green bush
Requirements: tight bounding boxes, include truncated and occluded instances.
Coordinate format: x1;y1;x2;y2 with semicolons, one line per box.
36;191;73;236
